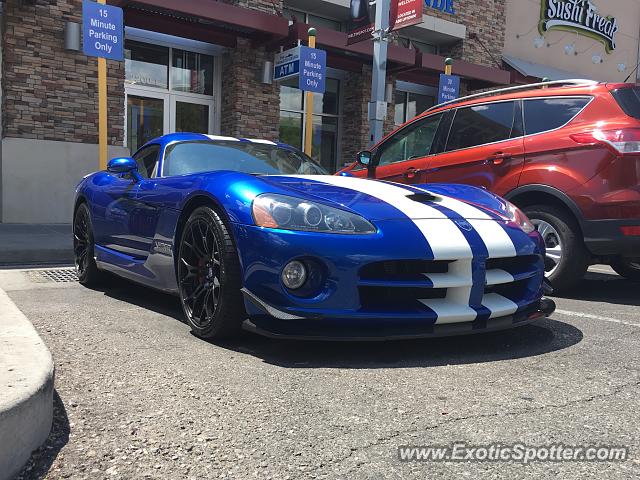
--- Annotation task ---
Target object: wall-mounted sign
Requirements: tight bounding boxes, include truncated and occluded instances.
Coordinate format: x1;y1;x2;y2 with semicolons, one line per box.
274;47;301;82
539;0;618;52
347;0;425;46
425;0;456;15
273;46;327;94
82;0;124;61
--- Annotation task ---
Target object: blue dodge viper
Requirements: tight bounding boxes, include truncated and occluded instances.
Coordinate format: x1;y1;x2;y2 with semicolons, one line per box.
73;133;554;340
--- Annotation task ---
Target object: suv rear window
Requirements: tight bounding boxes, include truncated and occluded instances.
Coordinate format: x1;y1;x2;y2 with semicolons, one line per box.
611;87;640;120
445;101;520;152
523;97;590;135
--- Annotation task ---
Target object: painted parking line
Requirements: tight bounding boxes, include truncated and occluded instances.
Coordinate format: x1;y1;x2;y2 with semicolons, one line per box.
555;309;640;328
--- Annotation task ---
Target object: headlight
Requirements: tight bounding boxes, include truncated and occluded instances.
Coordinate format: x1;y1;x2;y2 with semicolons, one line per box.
504;201;535;234
252;194;376;234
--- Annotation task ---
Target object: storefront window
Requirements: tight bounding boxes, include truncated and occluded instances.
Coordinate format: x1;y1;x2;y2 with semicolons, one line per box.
395;91;435;125
399;37;438;55
125;38;219;153
283;8;343;31
125;40;169;89
279;78;341;171
279;111;303;150
312;116;339;172
171;49;214;96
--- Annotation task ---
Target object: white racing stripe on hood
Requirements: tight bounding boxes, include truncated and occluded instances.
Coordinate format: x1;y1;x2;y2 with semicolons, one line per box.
412;185;516;258
293;175;472;260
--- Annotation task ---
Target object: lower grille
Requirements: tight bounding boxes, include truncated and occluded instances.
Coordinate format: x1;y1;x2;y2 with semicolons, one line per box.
359;286;446;310
357;255;542;316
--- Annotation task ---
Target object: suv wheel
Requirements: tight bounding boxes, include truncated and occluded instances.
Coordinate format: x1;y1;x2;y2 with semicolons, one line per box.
524;205;590;292
609;257;640;282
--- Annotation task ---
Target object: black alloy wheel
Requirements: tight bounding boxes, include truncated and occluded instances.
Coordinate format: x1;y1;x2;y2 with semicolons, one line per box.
178;206;244;340
73;203;103;286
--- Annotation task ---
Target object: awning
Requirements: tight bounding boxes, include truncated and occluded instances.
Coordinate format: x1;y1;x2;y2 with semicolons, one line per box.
502;54;584;81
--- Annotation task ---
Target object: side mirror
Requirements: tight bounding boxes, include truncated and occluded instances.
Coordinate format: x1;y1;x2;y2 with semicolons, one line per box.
356;151;372;167
107;157;137;174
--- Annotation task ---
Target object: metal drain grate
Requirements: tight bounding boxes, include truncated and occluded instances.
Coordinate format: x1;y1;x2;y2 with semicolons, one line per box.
26;268;78;283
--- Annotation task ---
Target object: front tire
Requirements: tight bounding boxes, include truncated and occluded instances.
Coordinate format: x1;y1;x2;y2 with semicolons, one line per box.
177;206;245;340
73;203;103;286
524;205;590;292
610;257;640;282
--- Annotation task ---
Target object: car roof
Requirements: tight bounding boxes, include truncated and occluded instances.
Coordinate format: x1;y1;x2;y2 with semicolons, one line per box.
418;80;622;118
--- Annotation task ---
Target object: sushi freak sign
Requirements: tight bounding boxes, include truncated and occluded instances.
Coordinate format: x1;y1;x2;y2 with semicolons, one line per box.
540;0;618;52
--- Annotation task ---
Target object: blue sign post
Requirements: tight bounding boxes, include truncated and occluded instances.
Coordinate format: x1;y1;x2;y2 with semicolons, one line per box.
82;0;124;61
298;46;326;94
438;73;460;104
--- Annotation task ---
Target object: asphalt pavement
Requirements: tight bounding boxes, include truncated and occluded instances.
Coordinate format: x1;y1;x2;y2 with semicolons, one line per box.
1;266;638;479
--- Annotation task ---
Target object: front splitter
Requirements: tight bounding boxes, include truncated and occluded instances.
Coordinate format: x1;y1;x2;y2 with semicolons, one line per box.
242;298;556;341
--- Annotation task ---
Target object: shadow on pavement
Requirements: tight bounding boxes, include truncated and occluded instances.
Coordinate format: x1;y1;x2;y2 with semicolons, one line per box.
92;273;185;323
220;318;582;369
555;271;640;307
91;275;583;369
15;390;70;480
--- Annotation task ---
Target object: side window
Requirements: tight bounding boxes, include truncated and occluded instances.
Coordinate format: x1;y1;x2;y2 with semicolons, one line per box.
523;98;591;135
446;101;518;152
133;145;161;179
376;114;443;167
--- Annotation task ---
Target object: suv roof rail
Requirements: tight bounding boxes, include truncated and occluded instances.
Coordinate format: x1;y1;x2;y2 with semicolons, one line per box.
425;79;600;113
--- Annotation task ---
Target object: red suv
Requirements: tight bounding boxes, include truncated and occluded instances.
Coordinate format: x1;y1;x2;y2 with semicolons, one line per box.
344;80;640;290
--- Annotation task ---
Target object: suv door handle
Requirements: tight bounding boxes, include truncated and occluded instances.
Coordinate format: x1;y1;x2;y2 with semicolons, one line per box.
403;167;421;179
489;152;512;165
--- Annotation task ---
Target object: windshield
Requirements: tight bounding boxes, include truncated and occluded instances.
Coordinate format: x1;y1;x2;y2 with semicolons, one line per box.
162;140;328;177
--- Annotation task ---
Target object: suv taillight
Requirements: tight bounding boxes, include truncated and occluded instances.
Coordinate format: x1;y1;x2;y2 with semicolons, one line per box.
571;128;640;155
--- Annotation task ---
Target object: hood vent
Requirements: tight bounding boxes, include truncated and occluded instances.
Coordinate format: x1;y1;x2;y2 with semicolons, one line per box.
407;193;437;203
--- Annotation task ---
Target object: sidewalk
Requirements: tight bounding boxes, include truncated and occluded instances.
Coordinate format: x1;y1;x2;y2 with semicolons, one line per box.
0;224;73;266
0;287;54;480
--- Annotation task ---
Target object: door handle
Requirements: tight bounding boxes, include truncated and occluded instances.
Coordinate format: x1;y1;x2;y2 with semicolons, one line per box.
489;152;512;165
404;167;421;179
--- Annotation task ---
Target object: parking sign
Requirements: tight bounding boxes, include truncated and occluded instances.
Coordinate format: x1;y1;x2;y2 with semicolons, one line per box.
82;0;124;61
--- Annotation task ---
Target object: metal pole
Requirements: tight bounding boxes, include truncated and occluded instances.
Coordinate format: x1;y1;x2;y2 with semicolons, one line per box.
368;0;390;147
98;0;108;170
445;57;453;76
304;28;316;157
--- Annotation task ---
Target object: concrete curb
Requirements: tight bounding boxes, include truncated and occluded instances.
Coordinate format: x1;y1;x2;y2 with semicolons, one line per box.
0;288;54;480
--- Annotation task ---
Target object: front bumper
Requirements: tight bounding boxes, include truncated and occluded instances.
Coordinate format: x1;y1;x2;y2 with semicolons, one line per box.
241;298;556;341
232;221;546;337
582;218;640;256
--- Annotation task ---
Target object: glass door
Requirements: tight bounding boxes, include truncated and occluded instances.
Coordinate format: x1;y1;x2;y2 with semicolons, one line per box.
171;95;214;134
126;88;170;153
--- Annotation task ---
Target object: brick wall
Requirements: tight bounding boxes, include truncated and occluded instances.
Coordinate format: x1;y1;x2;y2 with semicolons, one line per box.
2;0;124;145
220;38;281;140
425;0;506;68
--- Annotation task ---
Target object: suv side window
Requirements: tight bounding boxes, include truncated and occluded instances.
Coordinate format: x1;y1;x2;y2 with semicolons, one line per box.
133;145;161;179
445;101;518;152
376;114;443;166
523;97;591;135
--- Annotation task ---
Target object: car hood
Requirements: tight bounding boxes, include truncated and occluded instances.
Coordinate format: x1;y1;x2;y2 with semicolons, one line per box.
259;175;510;222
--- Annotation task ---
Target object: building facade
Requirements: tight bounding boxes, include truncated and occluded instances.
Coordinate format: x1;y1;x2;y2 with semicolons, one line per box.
1;0;510;223
503;0;640;83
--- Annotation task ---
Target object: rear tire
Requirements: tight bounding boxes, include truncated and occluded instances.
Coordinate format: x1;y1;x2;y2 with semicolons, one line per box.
524;205;590;292
177;206;245;340
73;203;104;286
610;257;640;282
